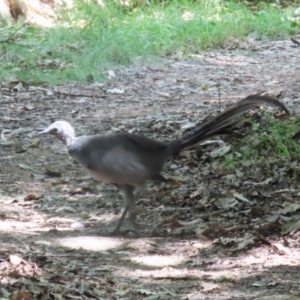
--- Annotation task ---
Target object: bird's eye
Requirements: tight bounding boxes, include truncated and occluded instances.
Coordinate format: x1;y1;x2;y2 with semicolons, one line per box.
50;128;58;134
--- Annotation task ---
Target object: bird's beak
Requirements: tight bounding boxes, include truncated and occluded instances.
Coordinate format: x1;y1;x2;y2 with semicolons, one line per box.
36;128;49;136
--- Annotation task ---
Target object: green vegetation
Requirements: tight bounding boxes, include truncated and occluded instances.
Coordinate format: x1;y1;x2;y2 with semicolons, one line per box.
0;0;299;84
222;113;300;170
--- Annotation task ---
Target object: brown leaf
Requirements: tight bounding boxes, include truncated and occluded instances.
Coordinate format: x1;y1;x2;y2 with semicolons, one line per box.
169;217;184;231
24;193;40;201
45;169;62;177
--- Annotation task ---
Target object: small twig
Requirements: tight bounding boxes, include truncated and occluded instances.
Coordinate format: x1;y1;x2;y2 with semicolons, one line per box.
54;90;105;98
0;22;28;46
218;83;221;110
255;231;287;255
66;288;94;299
155;276;197;281
255;231;272;245
203;173;228;180
36;254;103;258
226;224;250;231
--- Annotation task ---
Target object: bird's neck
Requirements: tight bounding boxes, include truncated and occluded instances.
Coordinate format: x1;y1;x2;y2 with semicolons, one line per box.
60;134;76;147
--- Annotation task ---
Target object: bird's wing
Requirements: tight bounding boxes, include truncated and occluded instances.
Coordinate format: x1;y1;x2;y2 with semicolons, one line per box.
73;135;162;185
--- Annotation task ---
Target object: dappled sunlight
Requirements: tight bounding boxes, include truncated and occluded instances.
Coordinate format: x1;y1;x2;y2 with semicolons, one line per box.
192;241;214;250
153;11;165;20
130;254;186;267
114;264;250;281
0;221;42;233
182;11;194;21
208;13;223;22
211;246;300;270
113;245;300;285
0;185;123;236
115;265;192;279
53;236;125;251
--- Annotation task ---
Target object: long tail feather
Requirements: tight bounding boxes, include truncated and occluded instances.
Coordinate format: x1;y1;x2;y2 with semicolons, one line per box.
169;94;289;155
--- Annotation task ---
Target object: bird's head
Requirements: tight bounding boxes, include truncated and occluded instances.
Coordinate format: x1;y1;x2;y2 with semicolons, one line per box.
39;121;76;145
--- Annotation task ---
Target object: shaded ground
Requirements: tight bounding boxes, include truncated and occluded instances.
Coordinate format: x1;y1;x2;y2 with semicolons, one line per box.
1;39;300;299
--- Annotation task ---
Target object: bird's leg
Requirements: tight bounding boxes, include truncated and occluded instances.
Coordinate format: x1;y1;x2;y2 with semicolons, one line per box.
108;185;139;237
110;204;130;235
128;186;143;228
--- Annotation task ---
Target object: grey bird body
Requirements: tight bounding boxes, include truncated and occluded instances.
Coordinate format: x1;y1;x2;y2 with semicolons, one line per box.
68;134;169;185
39;94;289;236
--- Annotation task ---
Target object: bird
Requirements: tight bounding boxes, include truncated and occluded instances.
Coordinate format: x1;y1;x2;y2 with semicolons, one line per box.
39;94;289;236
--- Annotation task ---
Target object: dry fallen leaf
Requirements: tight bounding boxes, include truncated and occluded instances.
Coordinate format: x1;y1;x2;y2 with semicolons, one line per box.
24;194;41;201
200;281;219;292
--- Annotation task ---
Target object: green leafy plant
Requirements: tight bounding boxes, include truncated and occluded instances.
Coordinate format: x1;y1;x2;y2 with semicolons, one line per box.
221;113;300;171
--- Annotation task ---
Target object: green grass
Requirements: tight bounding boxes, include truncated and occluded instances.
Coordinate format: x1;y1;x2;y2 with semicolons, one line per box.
0;0;299;84
221;114;300;170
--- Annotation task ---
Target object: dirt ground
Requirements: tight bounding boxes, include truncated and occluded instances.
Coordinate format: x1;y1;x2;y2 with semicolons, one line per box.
1;39;300;300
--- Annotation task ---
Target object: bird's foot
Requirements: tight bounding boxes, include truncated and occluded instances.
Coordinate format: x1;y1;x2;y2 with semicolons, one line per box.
129;210;143;230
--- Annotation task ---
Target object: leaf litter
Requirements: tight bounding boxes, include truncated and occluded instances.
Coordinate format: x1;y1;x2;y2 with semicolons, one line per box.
0;39;300;299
